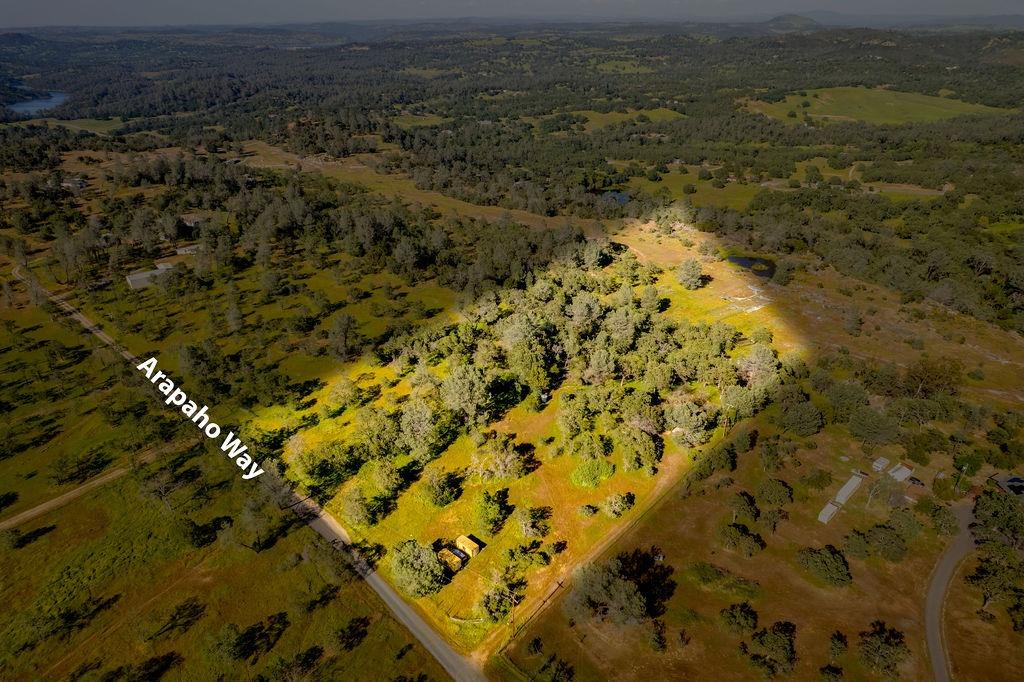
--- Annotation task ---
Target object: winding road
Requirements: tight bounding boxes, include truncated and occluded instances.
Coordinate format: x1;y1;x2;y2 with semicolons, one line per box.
10;264;483;682
924;501;974;682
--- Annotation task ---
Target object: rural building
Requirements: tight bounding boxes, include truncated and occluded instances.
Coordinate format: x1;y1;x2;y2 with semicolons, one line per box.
455;535;480;558
179;213;206;228
176;245;199;256
437;548;463;573
888;463;913;482
871;457;890;472
125;262;173;290
817;501;841;524
995;475;1024;500
834;471;867;505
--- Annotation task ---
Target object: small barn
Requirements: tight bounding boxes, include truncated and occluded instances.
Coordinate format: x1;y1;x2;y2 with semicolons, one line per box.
437;548;463;573
455;535;480;558
889;463;914;482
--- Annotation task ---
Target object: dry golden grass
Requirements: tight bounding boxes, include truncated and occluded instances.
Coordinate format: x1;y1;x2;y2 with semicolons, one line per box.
945;558;1018;681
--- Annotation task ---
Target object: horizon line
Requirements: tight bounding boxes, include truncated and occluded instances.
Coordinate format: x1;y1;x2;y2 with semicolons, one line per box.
3;11;1024;32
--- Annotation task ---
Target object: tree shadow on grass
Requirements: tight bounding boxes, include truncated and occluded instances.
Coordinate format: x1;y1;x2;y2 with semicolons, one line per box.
10;524;57;548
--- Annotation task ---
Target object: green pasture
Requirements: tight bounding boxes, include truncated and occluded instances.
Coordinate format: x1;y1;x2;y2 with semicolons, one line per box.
747;86;1013;125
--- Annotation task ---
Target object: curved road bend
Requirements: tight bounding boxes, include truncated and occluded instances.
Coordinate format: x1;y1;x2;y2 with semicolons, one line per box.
925;502;974;682
11;265;483;682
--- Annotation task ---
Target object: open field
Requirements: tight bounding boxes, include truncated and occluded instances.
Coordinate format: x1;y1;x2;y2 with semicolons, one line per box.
502;423;945;680
628;168;762;210
242;140;607;236
0;466;447;680
614;222;1024;407
391;113;450;128
945;557;1019;681
0;275;173;516
594;60;653;74
1;117;125;134
745;87;1014;125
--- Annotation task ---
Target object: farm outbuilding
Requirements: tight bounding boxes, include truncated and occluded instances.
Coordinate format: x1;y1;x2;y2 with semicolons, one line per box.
834;471;867;505
437;548;463;573
817;501;841;524
889;464;913;482
455;535;480;558
125;262;173;290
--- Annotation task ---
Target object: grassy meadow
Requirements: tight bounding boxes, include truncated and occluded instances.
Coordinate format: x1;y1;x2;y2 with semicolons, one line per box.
746;86;1014;125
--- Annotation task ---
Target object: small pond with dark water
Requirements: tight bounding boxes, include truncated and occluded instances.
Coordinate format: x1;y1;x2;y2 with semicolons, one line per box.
726;255;776;279
6;91;69;115
602;190;631;205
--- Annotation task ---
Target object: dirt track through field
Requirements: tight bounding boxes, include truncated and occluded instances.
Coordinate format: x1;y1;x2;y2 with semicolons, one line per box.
0;440;195;531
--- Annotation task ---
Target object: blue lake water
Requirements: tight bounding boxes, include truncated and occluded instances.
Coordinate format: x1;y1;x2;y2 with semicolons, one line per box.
7;91;69;115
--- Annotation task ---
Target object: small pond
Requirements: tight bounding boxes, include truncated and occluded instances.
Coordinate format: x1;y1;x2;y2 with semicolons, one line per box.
726;255;776;279
7;91;69;115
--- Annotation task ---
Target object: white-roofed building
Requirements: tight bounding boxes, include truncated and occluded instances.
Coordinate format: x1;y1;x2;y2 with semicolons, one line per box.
834;472;867;505
889;464;913;482
818;501;841;524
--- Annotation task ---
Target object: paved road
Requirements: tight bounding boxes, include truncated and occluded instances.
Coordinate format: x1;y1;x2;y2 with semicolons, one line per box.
11;264;482;682
925;502;975;682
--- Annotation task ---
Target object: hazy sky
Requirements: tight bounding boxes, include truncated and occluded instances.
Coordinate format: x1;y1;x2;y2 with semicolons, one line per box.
1;0;1020;28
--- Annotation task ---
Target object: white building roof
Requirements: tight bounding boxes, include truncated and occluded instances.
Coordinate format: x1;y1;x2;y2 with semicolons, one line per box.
818;501;841;524
834;472;866;505
871;457;890;472
125;269;163;290
889;464;913;482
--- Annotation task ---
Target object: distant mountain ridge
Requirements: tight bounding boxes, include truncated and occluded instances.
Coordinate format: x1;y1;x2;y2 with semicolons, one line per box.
803;10;1024;29
761;14;821;33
